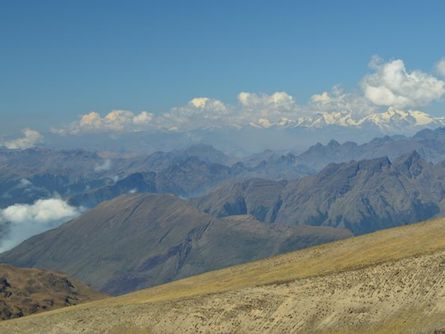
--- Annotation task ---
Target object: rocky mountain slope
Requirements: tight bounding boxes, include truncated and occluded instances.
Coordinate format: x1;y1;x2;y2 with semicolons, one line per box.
0;143;309;210
244;127;445;173
0;264;104;321
192;178;287;223
0;145;237;208
295;126;445;169
3;216;445;333
195;151;445;234
0;194;349;295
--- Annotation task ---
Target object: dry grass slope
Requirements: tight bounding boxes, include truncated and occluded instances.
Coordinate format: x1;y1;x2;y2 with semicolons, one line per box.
3;216;445;333
0;264;105;321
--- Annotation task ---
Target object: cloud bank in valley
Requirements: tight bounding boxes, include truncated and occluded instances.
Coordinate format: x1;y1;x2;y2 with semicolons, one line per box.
50;57;445;136
0;198;82;252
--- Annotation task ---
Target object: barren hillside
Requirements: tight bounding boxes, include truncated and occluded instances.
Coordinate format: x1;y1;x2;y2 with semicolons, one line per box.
3;216;445;333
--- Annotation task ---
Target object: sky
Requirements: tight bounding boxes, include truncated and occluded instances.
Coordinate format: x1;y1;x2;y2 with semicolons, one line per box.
1;0;445;136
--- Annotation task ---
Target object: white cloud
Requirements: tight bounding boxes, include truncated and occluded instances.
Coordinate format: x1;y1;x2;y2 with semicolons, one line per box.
1;198;79;224
80;111;102;129
54;110;154;134
362;59;445;107
308;86;378;120
0;198;82;252
189;97;227;112
94;159;112;172
133;111;153;125
153;97;232;131
51;57;445;135
256;118;272;128
437;58;445;77
238;91;297;113
1;129;43;150
236;91;303;128
311;91;331;104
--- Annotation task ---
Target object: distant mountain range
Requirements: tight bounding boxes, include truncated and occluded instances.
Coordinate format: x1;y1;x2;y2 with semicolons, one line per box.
275;107;445;132
43;108;445;154
195;151;445;234
5;148;445;294
4;127;445;211
4;128;445;280
6;136;445;295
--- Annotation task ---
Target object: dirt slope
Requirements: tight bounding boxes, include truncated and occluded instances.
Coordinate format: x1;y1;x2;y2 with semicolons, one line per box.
0;264;105;321
3;216;445;333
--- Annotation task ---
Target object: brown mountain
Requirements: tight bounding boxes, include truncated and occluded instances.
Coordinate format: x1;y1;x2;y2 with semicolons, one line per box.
0;193;350;295
192;178;287;223
0;264;104;320
194;152;445;235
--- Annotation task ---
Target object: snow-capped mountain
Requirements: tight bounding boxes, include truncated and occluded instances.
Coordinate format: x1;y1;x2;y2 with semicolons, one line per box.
359;108;445;132
252;108;445;134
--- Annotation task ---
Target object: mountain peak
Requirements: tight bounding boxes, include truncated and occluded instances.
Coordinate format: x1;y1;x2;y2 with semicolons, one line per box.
395;150;421;165
394;151;425;177
357;156;391;172
327;139;340;147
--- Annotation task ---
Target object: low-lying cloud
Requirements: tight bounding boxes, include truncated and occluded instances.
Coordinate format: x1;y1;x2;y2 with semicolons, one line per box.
54;110;153;135
0;198;82;252
94;159;112;172
1;128;43;150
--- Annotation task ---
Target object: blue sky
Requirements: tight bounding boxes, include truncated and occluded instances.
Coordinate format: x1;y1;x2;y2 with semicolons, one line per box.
1;0;445;134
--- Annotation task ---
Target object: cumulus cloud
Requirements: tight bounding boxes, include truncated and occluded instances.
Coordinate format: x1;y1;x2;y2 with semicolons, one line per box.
238;91;297;112
309;86;377;117
362;59;445;107
53;110;153;134
0;198;82;252
238;92;303;128
51;57;445;134
189;97;227;112
153;97;232;131
311;91;331;104
437;58;445;77
1;129;43;150
256;118;273;128
133;111;153;125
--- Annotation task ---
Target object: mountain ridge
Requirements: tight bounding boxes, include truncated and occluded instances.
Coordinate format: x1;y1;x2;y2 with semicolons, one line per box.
0;193;349;295
195;152;445;234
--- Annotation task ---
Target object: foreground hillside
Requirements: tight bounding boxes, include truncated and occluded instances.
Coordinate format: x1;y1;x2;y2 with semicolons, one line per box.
0;264;104;320
3;216;445;333
0;193;348;294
